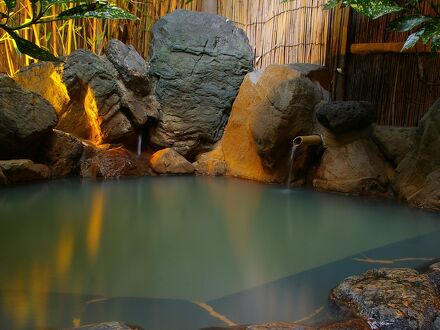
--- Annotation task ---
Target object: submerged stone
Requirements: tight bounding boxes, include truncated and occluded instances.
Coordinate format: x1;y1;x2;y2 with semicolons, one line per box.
149;9;253;158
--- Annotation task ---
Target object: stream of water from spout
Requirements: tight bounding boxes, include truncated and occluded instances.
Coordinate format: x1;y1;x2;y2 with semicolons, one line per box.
137;134;143;157
286;144;298;188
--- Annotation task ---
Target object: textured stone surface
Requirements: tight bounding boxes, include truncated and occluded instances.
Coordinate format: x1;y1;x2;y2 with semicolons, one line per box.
0;75;58;159
251;65;322;169
80;147;151;179
105;39;159;127
313;138;391;196
372;125;417;166
61;49;134;142
64;321;135;330
40;129;84;177
0;159;50;183
394;98;440;210
196;65;323;184
316;101;374;135
149;9;253;157
329;268;440;330
104;39;151;95
150;148;194;174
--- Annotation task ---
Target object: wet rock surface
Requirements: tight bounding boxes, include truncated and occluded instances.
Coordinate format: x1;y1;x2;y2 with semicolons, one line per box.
80;147;151;179
329;268;440;330
0;75;58;159
65;321;140;330
150;148;195;174
394;98;440;210
40;129;84;177
316;101;374;135
149;9;253;158
0;159;50;184
372;125;416;166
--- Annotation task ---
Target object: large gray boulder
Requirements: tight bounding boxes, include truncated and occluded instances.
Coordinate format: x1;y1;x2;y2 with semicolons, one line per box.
0;75;58;159
329;268;440;330
394;98;440;210
149;9;253;158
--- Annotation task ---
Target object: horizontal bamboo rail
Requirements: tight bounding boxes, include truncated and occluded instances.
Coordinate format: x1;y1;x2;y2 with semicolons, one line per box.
351;42;436;55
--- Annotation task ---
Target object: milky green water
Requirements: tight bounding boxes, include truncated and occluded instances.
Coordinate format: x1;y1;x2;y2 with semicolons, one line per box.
0;177;439;329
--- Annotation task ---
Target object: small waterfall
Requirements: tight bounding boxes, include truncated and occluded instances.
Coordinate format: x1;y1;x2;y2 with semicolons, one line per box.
286;144;298;188
137;133;143;157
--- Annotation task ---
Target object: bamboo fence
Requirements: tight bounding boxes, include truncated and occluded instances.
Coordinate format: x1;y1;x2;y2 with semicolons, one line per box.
218;0;329;68
0;0;201;75
342;5;440;127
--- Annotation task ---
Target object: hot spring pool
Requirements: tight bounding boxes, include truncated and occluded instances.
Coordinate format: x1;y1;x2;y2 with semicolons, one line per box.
1;177;439;329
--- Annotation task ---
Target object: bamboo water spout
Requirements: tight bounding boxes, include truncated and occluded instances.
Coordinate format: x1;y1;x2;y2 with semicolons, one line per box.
293;134;324;147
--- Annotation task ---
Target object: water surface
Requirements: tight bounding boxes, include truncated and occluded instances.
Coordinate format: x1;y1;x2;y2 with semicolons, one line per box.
0;177;439;329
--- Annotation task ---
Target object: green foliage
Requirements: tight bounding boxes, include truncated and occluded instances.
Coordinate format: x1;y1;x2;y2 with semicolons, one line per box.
0;0;138;61
322;0;440;52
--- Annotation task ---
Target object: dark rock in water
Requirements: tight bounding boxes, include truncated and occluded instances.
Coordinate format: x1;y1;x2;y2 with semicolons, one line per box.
316;101;374;135
40;129;84;177
372;125;417;166
61;49;134;143
394;98;440;211
0;159;50;183
80;147;151;179
64;321;138;330
150;148;194;174
0;75;58;160
104;39;151;95
313;138;391;197
149;9;253;158
329;268;440;330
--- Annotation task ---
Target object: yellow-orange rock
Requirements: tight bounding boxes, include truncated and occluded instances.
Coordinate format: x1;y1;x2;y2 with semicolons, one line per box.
150;148;194;175
195;64;324;183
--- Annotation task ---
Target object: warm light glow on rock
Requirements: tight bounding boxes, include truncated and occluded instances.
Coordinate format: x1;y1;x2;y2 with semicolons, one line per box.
13;62;70;114
84;87;103;145
87;190;105;261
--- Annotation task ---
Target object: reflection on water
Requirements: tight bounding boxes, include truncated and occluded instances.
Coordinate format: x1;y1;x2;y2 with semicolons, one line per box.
0;177;439;329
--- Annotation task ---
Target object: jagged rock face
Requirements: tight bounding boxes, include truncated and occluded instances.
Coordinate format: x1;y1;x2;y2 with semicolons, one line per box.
150;148;195;174
149;9;253;158
40;129;84;177
13;42;159;144
195;65;324;184
61;49;134;143
0;75;58;160
0;159;50;184
316;101;374;135
394;98;440;210
372;125;417;166
329;268;440;330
